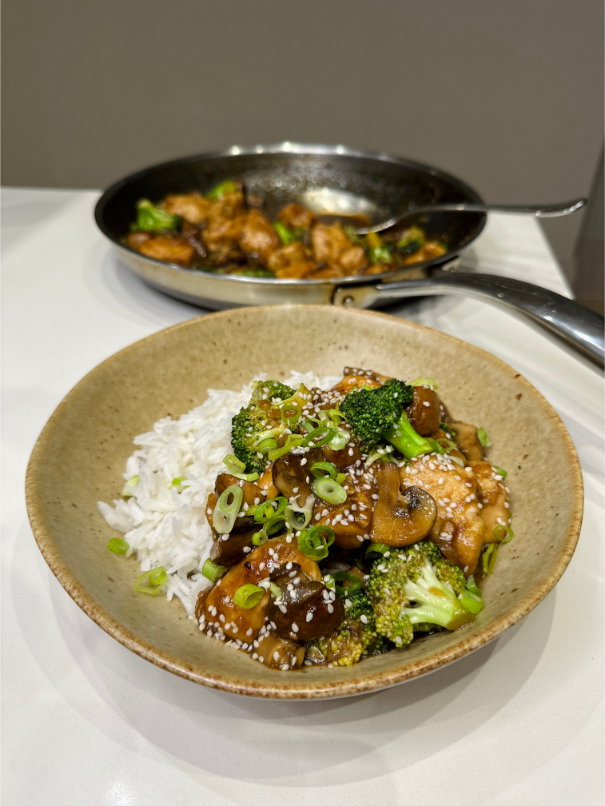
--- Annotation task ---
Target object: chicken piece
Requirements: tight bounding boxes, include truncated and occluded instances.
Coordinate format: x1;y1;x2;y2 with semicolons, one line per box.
275;261;318;279
267;242;310;271
404;241;447;265
311;223;353;264
306;265;346;279
450;422;483;463
238;209;280;263
333;246;368;275
315;483;374;550
256;634;305;670
162;192;211;225
258;465;279;500
203;192;246;252
471;461;510;542
407;386;441;436
199;538;321;641
400;454;485;575
364;263;390;275
125;231;152;250
331;375;382;394
136;234;196;267
278;203;315;229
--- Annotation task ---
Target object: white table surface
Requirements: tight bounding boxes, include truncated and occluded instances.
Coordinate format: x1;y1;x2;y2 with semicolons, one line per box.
2;187;603;806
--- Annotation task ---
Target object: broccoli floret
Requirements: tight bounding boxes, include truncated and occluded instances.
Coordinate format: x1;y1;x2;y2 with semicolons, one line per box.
367;540;480;647
231;380;296;474
250;380;295;404
130;199;181;233
396;226;425;255
306;588;391;666
340;378;434;459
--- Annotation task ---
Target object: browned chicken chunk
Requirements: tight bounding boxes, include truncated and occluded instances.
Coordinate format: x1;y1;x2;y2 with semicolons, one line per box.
162;192;211;225
238;209;280;263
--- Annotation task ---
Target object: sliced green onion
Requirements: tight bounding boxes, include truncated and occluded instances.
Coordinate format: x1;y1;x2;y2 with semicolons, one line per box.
254;497;288;523
279;400;302;427
108;537;129;555
257;438;278;455
310;461;338;480
435;438;457;452
482;543;498;574
212;485;243;534
324;574;336;590
302;425;336;448
172;476;187;486
269;582;283;598
313;476;347;505
206;179;238;201
493;524;514;544
252;530;268;546
297;525;335;561
449;455;465;467
253;426;285;447
233;583;266;608
267;433;304;462
273;221;294;245
459;576;484;614
493;465;507;479
410;377;438;389
328;428;350;451
202;558;227;583
477;427;492;447
336;472;346;485
221;454;259;481
318;409;347;426
332;571;363;591
122;475;140;497
366;542;390;557
134;566;167;596
284;496;314;530
364;450;384;467
426;438;446;455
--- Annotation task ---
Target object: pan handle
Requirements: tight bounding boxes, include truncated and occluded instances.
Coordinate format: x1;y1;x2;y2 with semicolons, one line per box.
332;272;604;369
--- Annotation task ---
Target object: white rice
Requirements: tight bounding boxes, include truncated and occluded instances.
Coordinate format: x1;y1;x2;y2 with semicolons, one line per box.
98;370;340;617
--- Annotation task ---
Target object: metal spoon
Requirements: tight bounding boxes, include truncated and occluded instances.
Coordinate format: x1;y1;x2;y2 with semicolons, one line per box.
333;271;604;369
354;197;587;235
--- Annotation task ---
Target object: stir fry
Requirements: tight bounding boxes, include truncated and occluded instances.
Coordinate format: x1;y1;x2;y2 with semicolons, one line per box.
124;180;447;278
195;369;512;670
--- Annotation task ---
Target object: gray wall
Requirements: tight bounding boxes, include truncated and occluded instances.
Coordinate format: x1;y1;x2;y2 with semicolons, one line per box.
3;0;603;270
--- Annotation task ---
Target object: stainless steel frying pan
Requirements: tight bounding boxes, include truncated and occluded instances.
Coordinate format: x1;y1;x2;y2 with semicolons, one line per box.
95;143;603;367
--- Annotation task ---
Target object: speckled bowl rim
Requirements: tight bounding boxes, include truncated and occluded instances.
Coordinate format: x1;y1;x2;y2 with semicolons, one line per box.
25;307;584;699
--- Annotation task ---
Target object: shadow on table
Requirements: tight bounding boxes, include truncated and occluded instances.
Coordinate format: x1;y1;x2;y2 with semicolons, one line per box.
23;541;555;788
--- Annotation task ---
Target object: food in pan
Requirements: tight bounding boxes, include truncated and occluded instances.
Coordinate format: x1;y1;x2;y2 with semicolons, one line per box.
123;180;447;278
99;368;512;671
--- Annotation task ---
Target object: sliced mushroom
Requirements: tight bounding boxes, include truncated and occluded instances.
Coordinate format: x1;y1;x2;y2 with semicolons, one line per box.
256;634;305;670
272;453;314;506
370;462;437;546
407;386;441;436
268;580;345;642
449;422;483;463
269;561;303;582
209;526;257;566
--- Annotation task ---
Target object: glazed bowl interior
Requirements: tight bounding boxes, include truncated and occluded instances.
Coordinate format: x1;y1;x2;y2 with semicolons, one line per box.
25;307;582;698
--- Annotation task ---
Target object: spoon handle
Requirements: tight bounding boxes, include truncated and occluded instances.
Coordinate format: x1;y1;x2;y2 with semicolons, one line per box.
357;197;587;234
332;272;604;369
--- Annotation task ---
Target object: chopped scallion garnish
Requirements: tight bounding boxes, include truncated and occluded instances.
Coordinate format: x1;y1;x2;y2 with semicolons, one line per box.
297;525;335;561
366;542;389;557
212;485;243;534
309;461;338;480
493;524;514;544
493;465;507;479
482;543;498;574
410;377;438;390
122;475;140;497
134;566;167;596
108;537;129;555
202;558;226;583
233;584;265;609
477;427;491;448
312;476;347;505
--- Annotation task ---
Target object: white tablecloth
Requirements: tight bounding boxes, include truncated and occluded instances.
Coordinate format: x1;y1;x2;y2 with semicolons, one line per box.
3;188;603;805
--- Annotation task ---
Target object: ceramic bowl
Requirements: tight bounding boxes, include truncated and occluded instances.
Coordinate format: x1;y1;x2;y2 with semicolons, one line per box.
25;307;583;698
